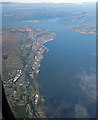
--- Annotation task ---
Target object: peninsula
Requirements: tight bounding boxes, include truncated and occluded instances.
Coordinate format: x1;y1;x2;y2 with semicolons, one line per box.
68;23;96;35
2;25;56;118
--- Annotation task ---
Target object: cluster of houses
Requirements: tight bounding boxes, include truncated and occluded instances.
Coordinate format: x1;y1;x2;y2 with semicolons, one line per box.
13;69;22;83
35;94;39;105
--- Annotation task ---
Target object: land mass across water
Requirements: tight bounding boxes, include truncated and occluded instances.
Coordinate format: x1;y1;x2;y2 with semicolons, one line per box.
69;23;96;35
23;20;48;23
57;13;88;23
92;52;98;57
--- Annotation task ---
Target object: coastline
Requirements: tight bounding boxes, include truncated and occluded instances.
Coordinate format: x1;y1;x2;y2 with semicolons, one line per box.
2;25;56;118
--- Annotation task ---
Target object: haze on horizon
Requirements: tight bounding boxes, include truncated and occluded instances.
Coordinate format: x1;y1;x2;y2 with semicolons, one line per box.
2;0;97;3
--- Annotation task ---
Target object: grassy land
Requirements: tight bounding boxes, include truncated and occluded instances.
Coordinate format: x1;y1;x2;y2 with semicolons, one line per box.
2;28;24;80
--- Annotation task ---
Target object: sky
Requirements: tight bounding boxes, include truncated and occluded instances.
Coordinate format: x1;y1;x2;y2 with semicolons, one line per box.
2;0;97;3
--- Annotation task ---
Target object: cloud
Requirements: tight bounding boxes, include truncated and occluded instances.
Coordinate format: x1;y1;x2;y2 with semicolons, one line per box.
78;68;96;100
75;104;89;118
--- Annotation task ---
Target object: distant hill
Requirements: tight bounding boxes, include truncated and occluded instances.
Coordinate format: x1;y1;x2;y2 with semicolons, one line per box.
1;2;12;4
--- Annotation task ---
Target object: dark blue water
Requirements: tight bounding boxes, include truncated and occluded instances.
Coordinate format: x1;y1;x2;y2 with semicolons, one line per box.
36;23;96;118
2;3;96;118
2;55;8;60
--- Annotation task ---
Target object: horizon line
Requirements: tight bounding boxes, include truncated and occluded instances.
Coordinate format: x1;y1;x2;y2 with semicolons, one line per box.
1;1;96;4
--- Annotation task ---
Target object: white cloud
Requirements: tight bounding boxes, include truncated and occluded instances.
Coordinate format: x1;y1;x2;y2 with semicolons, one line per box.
75;104;89;118
78;68;96;100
